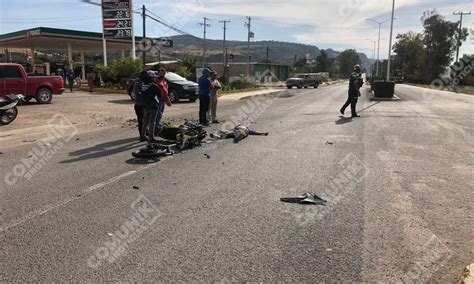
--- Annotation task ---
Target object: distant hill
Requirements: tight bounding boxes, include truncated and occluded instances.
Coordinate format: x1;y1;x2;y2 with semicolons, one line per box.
162;35;372;68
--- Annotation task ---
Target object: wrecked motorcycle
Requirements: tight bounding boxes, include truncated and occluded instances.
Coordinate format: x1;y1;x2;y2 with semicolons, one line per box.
132;142;175;159
132;121;208;159
0;94;24;125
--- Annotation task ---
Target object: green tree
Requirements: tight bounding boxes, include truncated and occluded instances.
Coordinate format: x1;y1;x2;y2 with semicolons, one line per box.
421;10;469;82
337;49;360;78
315;50;334;73
392;31;426;82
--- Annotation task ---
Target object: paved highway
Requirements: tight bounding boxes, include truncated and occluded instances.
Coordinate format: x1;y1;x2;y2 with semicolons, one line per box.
0;83;472;282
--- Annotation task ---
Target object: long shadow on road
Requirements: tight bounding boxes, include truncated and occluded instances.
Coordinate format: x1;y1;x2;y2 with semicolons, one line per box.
60;137;141;164
335;116;354;125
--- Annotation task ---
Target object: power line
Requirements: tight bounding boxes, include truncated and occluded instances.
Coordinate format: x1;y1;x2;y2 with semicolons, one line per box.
146;13;191;37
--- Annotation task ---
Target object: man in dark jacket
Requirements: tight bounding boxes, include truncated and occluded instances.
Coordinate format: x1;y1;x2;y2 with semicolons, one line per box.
133;71;162;142
340;64;364;118
66;70;75;93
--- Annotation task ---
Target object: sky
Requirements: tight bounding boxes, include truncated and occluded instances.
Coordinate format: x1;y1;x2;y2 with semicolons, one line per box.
0;0;472;59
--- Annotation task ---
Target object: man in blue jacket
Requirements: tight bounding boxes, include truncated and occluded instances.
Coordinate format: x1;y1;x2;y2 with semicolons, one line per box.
198;68;214;125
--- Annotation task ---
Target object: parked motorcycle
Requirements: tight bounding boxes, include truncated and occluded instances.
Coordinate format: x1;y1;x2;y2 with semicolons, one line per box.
0;94;24;125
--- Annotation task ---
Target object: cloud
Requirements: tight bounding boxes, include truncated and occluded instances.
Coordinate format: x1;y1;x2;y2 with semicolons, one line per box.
161;0;472;57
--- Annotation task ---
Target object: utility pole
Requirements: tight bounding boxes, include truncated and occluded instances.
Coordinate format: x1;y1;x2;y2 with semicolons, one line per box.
220;20;230;79
199;17;211;68
386;0;396;81
131;0;136;59
245;16;252;80
142;5;146;67
100;2;107;66
364;39;377;76
266;45;269;62
366;18;391;76
453;11;471;62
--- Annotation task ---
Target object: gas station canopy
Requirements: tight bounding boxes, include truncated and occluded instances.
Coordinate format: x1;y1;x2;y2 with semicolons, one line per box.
0;27;136;52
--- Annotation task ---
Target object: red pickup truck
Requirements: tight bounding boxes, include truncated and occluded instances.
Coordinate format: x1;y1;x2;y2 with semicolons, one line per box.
0;63;64;104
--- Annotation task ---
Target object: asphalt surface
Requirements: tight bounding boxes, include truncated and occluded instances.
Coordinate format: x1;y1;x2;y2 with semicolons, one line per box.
0;83;472;282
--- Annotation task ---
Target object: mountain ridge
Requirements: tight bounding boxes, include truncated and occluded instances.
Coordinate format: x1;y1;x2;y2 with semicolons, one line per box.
162;35;371;68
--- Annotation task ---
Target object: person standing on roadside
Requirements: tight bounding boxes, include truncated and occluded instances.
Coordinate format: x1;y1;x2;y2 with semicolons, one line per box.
154;68;172;136
66;69;75;93
87;71;95;93
340;64;363;118
133;71;162;142
209;72;221;123
198;68;214;125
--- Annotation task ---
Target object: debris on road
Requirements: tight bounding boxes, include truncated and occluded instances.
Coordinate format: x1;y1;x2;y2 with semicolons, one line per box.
204;154;211;159
22;139;36;143
280;193;327;205
133;186;139;190
459;263;474;284
326;141;334;145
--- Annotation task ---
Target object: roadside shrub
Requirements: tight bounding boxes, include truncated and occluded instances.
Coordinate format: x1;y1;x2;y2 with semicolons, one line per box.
176;66;193;81
221;85;232;92
373;80;395;98
230;79;254;90
95;58;142;89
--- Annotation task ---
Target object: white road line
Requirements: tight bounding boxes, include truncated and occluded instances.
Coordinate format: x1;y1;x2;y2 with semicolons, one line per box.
290;100;308;110
0;151;179;234
85;170;137;192
0;167;153;233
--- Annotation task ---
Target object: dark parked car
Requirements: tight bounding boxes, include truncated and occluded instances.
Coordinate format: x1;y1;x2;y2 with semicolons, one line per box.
127;71;199;103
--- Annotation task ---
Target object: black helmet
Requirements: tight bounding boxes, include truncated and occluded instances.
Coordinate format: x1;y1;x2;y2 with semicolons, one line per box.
138;70;152;84
354;64;361;72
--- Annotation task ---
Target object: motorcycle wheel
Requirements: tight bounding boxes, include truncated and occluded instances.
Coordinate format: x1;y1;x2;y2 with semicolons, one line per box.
1;107;18;125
